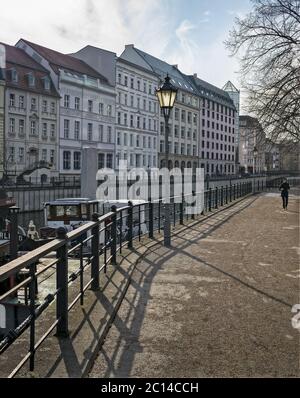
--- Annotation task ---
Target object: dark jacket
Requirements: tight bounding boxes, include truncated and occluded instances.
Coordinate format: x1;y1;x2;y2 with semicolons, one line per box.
279;182;290;195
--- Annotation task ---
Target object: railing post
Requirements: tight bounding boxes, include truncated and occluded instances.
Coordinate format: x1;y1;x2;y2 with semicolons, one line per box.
215;187;218;209
180;193;184;225
209;188;212;211
191;190;195;220
229;185;232;202
148;200;154;239
91;213;100;291
221;186;224;207
111;205;117;264
233;184;236;200
127;201;133;248
56;227;69;337
225;185;228;204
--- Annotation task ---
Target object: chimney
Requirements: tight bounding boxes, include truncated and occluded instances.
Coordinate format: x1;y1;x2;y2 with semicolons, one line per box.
172;64;178;69
193;73;197;78
125;44;134;49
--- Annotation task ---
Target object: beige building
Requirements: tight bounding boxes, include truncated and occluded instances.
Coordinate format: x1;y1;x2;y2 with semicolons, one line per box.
239;115;266;174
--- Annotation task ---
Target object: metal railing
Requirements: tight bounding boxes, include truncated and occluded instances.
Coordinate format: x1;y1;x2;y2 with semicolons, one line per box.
0;181;258;377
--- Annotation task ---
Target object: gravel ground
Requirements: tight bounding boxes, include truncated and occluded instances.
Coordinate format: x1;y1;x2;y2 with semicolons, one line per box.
89;190;300;378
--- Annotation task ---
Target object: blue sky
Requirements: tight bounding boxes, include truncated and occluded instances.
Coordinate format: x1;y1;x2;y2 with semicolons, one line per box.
0;0;252;107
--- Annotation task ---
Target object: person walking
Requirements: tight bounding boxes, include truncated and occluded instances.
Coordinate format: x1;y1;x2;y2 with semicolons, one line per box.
279;178;290;210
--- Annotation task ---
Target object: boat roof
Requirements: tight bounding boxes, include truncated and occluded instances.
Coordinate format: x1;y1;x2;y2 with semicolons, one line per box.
44;198;99;205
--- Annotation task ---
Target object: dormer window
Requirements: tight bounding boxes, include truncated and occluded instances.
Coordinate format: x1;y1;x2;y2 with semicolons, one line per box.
43;76;50;90
10;68;18;83
27;73;35;87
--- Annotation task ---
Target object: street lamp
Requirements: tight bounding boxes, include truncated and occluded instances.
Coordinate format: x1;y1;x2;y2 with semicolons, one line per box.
253;146;258;175
156;75;177;247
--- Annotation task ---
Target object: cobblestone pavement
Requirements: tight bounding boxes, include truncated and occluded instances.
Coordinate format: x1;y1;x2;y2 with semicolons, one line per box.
90;190;300;378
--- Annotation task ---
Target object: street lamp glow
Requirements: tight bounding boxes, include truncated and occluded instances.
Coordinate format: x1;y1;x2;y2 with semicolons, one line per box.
156;75;177;118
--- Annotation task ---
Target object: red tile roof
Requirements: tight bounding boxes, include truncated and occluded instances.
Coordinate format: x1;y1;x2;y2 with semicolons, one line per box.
1;42;60;97
19;39;109;84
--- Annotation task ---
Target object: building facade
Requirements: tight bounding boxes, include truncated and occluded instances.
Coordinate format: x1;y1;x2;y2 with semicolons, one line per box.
188;75;237;176
115;57;159;169
3;43;60;181
16;39;116;176
119;45;200;170
239;115;266;174
0;45;4;180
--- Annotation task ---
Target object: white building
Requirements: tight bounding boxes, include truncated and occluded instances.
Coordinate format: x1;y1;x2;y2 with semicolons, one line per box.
3;43;60;182
119;45;200;170
16;39;116;176
239;115;266;174
115;57;159;169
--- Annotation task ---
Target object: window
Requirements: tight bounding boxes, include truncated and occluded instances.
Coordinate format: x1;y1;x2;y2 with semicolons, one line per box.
149;84;152;95
50;150;55;165
11;69;18;83
44;77;50;90
124;133;127;146
148;137;151;148
130;115;134;127
73;152;81;170
124;94;128;106
98;153;105;169
51;102;56;114
99;103;104;114
124;76;128;86
63;151;71;169
9;147;15;162
19;96;24;108
64;120;70;139
64;95;70;108
19;120;25;135
107;105;112;117
19;147;24;163
42;100;47;113
75;97;80;110
88;123;93;141
137;116;140;129
137;80;140;91
98;125;103;142
118;73;122;84
107;126;112;143
74;121;80;140
88;100;93;113
50;124;55;138
181;110;186;122
9;94;15;107
9;118;15;133
42;149;47;161
31;98;37;111
42;123;47;136
130;95;134;107
28;73;35;87
130;78;134;89
144;82;146;92
124;113;128;126
136;135;140;147
30;120;36;135
117;132;121;145
106;154;113;168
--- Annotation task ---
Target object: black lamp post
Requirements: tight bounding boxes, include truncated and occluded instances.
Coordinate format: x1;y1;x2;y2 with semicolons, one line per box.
253;146;258;175
156;75;177;246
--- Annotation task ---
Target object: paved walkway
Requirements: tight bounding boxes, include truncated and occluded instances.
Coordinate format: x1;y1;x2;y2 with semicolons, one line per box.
89;190;300;378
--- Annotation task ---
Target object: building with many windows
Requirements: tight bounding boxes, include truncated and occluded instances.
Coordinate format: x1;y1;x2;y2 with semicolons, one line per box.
16;39;116;176
0;44;4;180
187;75;237;176
239;115;266;174
2;43;60;181
115;57;159;169
119;45;200;170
